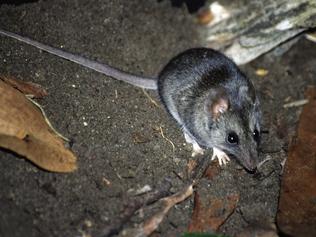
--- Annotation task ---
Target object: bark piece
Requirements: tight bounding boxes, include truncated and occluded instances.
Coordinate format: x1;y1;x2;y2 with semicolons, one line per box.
277;86;316;236
201;0;316;64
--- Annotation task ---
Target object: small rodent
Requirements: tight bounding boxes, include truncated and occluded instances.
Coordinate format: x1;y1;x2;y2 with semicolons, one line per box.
0;29;261;171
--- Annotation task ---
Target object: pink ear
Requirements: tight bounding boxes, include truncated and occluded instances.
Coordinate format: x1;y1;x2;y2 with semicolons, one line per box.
211;98;229;119
206;87;230;119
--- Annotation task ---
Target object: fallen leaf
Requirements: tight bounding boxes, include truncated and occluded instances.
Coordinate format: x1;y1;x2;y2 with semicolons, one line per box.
255;69;269;77
187;159;227;233
188;190;239;233
0;75;48;98
277;86;316;236
0;80;76;172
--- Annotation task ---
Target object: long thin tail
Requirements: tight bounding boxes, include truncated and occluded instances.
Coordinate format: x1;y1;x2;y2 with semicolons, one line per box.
0;29;157;89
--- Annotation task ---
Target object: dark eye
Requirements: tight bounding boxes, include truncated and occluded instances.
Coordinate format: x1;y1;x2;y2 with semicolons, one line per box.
253;129;260;143
227;132;239;145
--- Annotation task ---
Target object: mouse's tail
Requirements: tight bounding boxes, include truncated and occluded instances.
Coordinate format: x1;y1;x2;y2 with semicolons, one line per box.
0;29;157;90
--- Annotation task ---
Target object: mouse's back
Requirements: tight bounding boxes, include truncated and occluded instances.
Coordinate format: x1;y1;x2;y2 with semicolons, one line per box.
157;48;248;125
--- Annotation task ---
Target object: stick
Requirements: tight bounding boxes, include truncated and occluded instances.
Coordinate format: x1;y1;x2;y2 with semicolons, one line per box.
124;184;194;237
99;179;172;237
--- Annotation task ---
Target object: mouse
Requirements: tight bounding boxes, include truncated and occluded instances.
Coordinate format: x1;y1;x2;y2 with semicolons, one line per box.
0;29;261;171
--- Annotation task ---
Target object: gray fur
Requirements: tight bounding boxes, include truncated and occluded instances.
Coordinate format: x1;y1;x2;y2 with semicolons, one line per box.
0;30;261;171
158;48;261;171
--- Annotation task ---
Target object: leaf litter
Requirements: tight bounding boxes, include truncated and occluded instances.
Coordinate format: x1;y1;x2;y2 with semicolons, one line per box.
0;77;77;172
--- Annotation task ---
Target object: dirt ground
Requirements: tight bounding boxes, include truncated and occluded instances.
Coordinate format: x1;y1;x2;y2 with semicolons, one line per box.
0;1;315;237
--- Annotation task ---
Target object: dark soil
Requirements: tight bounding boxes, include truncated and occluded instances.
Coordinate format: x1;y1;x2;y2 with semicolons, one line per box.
0;1;315;237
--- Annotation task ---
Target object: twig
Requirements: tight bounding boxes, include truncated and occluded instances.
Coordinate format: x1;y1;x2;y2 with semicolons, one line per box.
142;89;160;108
118;154;211;237
99;179;172;237
123;184;194;237
159;126;175;153
100;152;211;237
283;99;308;108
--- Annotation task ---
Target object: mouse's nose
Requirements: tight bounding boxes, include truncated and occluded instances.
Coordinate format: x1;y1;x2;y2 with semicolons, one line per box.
242;156;258;173
247;167;257;174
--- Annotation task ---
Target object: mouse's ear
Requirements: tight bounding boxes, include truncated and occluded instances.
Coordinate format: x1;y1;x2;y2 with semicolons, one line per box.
206;87;229;120
239;85;256;103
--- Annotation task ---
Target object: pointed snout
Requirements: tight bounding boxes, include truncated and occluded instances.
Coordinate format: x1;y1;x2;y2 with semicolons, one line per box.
239;147;259;173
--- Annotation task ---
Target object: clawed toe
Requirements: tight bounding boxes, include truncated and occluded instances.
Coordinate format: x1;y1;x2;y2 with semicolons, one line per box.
211;147;230;166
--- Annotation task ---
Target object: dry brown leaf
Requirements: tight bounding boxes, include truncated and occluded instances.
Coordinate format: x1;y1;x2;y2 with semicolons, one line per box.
0;75;48;98
188;192;239;232
0;80;76;172
277;86;316;236
255;69;269;77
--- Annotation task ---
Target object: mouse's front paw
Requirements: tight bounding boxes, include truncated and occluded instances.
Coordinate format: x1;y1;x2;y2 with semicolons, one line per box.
211;147;230;166
191;143;205;157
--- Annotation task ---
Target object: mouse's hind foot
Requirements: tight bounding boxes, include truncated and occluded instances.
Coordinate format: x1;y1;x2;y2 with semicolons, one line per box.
183;132;205;157
191;143;205;157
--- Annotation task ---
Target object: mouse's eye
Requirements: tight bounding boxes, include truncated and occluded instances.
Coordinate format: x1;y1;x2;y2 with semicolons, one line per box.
227;132;239;145
253;129;260;143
